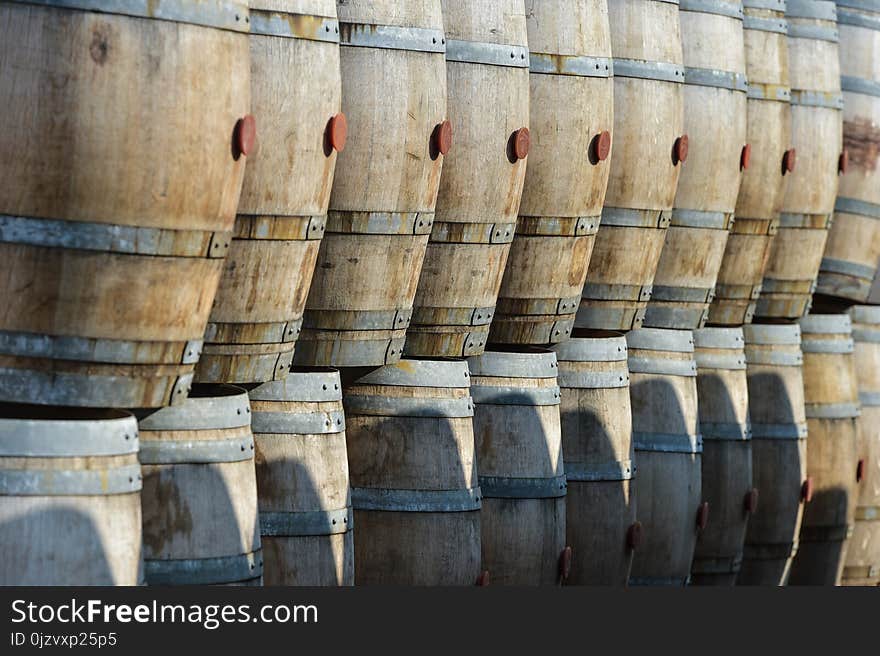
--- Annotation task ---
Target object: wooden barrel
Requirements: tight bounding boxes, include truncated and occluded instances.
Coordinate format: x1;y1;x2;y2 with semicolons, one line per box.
644;1;747;330
469;349;567;584
344;359;481;584
553;334;636;586
248;368;353;586
406;0;529;357
139;385;263;585
709;0;792;326
0;1;250;407
197;1;343;383
842;306;880;585
0;406;142;585
789;314;860;585
690;328;754;585
756;0;843;319
296;1;448;367
737;323;807;585
627;328;703;586
491;0;612;344
575;0;684;331
816;2;880;303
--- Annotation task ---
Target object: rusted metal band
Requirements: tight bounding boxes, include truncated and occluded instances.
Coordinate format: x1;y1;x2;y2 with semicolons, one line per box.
633;431;703;454
805;402;860;419
137;386;251;431
234;214;326;241
681;0;744;18
339;23;445;53
601;207;672;228
671;209;735;230
259;507;352;537
351;486;482;512
747;82;792;101
837;7;880;30
302;307;412;331
516;215;601;237
478;474;567;499
249;9;339;42
789;90;844;108
836;196;880;220
429;221;515;244
411;305;496;327
529;53;612;78
581;283;653;302
743;15;788;33
344;395;473;419
251;409;345;435
8;0;250;32
0;330;202;365
613;58;685;83
326;210;433;235
0;463;142;496
470;385;561;406
564;459;634;482
820;258;875;282
700;422;752;440
203;318;303;345
0;212;230;258
144;550;263;586
446;39;528;68
684;67;748;92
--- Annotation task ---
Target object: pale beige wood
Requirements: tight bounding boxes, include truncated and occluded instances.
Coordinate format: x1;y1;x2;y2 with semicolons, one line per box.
201;2;341;382
408;0;529;357
758;7;842;319
789;315;860;585
249;369;353;586
494;0;612;343
738;324;807;585
0;407;143;585
139;386;262;585
691;329;753;586
842;307;880;585
470;349;566;585
299;0;447;366
555;334;635;586
627;329;702;586
577;0;684;331
344;360;481;585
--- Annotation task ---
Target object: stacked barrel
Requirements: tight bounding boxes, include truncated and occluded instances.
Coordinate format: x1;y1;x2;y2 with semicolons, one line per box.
2;0;875;588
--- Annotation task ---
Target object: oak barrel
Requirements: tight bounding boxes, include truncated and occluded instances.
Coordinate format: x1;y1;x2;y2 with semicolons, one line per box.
644;0;747;330
709;0;792;325
627;328;704;586
406;0;529;357
576;0;685;331
815;2;880;303
690;328;754;585
139;385;263;585
789;314;860;585
197;1;343;383
344;359;481;585
0;0;250;408
469;349;567;584
0;406;143;585
249;369;353;586
491;0;612;344
553;334;636;586
842;306;880;585
737;323;807;585
297;1;449;367
756;0;843;319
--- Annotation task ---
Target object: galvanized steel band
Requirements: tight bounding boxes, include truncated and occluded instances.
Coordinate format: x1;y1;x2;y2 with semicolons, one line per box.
352;359;470;388
651;285;715;304
743;15;789;33
800;338;854;354
564;460;634;482
351;486;482;512
680;0;745;18
468;351;559;378
627;328;696;353
836;0;880;12
446;40;528;68
851;304;880;325
841;75;880;98
495;295;581;317
581;282;653;302
247;370;341;403
556;369;630;389
694;352;747;370
339;23;446;54
700;421;752;440
787;23;840;42
553;336;628;363
835;196;880;219
429;221;515;244
853;328;880;343
411;305;496;327
137;390;251;431
787;0;838;20
249;10;339;42
259;507;352;537
0;416;138;456
326;210;434;236
694;328;746;349
800;313;853;336
789;90;844;108
805;402;860;419
744;0;786;9
760;277;817;294
478;474;568;499
0;464;142;496
684;67;748;92
144;550;263;586
747;83;792;101
516;215;600;237
859;391;880;406
302;307;412;331
344;395;473;419
529;53;612;78
612;59;685;83
470;385;561;406
820;258;876;281
671;209;735;230
139;435;255;464
601;207;672;229
0;212;230;258
8;0;251;32
251;409;345;435
633;431;703;454
778;211;834;228
204;318;303;345
837;7;880;30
